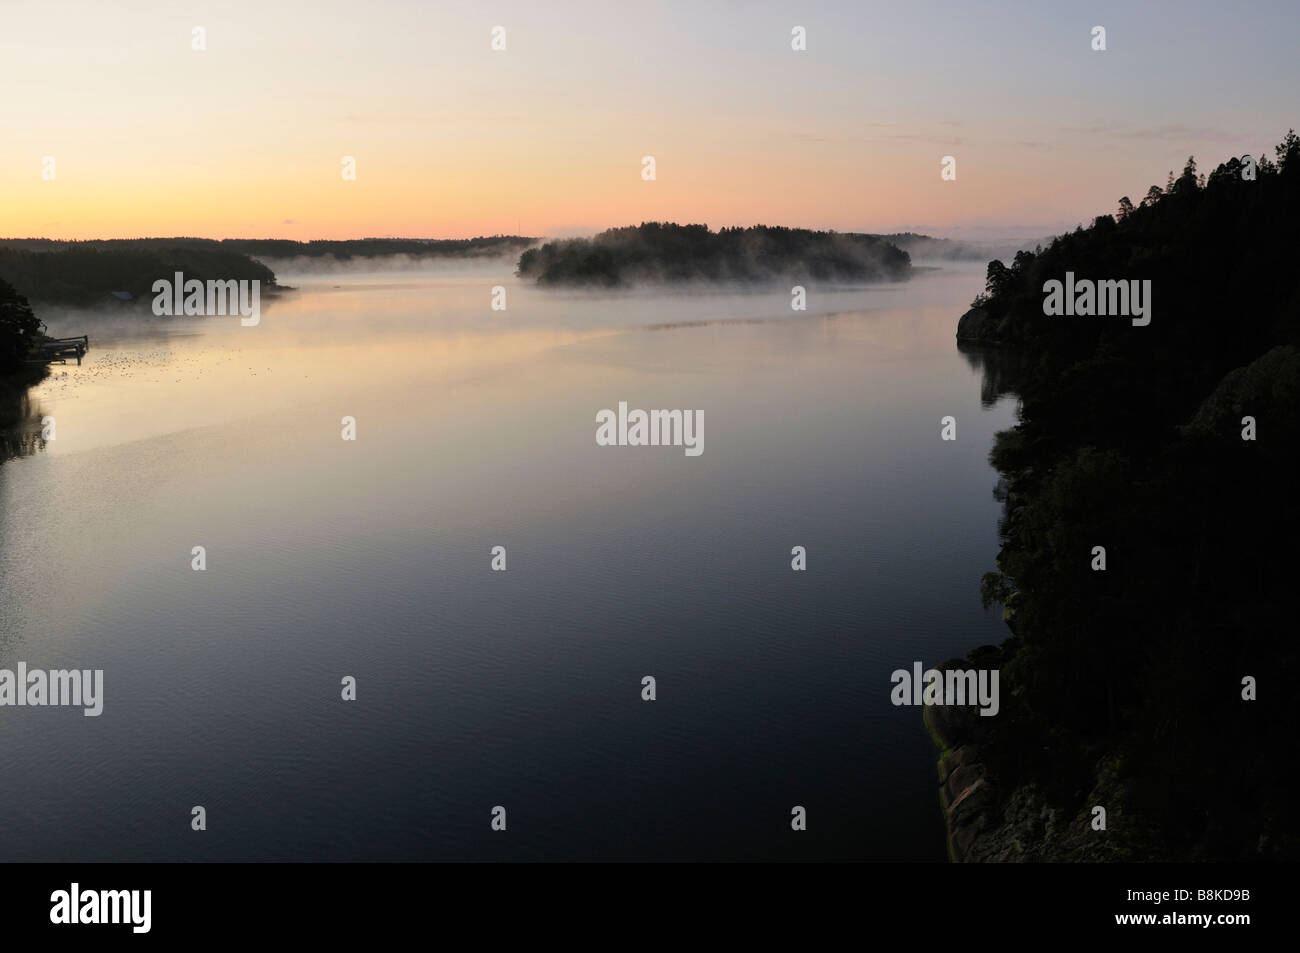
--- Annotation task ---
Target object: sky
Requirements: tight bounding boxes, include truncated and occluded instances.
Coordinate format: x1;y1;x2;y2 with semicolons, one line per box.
1;0;1297;241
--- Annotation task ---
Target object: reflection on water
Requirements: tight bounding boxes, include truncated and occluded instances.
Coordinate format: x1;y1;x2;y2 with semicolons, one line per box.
0;261;1018;861
957;340;1028;408
0;380;48;464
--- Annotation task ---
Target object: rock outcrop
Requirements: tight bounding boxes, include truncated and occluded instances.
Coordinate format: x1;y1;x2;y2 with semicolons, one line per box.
954;307;1008;345
925;649;1138;862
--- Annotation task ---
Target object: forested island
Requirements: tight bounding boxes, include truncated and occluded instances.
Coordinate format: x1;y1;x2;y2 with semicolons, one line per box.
937;132;1300;861
516;223;912;286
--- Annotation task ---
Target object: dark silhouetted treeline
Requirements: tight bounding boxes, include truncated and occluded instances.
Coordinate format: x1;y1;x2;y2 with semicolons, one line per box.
217;236;536;260
0;241;276;306
0;277;50;464
0;236;535;259
516;222;912;286
0;236;537;306
0;278;45;376
966;132;1300;859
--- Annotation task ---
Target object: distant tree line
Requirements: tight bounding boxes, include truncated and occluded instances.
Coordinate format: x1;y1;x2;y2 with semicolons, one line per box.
0;242;276;307
0;236;538;307
216;236;536;259
0;236;536;259
516;222;912;286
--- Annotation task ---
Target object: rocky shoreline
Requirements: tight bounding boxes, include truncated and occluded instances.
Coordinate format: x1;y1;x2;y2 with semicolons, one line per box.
954;306;1008;347
924;649;1123;862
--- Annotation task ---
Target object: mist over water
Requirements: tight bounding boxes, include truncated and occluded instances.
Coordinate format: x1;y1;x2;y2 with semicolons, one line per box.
0;260;1015;860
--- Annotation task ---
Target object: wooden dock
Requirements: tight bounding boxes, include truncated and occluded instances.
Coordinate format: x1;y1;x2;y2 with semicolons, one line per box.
29;335;90;366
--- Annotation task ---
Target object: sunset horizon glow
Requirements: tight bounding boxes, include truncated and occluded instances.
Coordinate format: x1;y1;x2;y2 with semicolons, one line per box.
3;0;1297;242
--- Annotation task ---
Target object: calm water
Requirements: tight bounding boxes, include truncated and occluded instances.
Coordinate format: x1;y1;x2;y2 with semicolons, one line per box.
0;260;1015;861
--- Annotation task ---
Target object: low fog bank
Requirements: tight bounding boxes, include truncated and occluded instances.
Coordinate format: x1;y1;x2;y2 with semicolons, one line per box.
882;232;1057;264
254;248;536;276
18;247;989;354
33;302;212;343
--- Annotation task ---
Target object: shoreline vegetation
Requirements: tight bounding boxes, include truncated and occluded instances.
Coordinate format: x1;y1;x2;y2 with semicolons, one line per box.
944;131;1300;861
0;278;51;464
516;222;913;287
